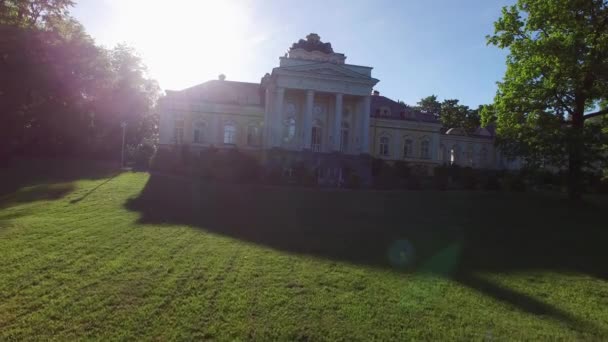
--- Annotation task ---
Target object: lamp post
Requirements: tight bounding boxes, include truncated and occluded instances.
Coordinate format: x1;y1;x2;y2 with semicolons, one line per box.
121;121;127;168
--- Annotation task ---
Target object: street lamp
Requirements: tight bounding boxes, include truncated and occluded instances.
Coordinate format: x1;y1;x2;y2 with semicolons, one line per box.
121;121;127;168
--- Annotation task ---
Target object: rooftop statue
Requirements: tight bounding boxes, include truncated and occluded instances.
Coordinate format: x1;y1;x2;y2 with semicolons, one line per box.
289;33;334;54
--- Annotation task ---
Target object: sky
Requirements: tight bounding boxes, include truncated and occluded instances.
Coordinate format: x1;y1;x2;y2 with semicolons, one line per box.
72;0;514;108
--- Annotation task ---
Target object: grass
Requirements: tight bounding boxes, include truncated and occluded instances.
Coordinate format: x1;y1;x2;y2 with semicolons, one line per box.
1;159;607;340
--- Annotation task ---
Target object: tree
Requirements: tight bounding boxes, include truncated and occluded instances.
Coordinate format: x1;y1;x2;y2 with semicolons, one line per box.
485;0;608;199
0;0;160;162
0;0;74;27
416;95;442;118
439;99;480;133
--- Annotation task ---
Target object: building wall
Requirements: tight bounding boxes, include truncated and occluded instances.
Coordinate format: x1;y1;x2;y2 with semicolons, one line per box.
439;135;496;169
160;95;512;171
159;97;264;151
369;117;442;165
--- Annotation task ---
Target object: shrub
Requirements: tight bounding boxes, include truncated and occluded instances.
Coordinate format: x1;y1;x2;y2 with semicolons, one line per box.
433;165;449;190
501;172;526;192
481;172;502;191
179;145;191;166
293;162;316;186
345;173;361;189
460;167;478;190
393;161;410;180
131;140;156;170
149;147;179;172
406;175;422;190
371;158;386;178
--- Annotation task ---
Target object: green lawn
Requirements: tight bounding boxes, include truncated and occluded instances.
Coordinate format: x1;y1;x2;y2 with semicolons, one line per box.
1;159;607;340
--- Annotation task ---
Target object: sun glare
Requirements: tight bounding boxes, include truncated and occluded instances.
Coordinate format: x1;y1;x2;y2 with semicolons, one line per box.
106;0;254;90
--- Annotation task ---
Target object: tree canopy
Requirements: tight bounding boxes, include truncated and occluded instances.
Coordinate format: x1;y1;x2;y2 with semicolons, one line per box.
414;95;482;134
483;0;608;199
0;0;159;162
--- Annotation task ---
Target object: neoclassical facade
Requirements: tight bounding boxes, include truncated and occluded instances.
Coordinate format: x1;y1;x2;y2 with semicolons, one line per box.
159;34;519;183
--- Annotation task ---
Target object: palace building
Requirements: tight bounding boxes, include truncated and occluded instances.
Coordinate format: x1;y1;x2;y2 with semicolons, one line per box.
159;33;520;184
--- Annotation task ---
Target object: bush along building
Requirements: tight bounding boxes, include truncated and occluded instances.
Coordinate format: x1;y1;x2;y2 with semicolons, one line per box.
158;33;521;186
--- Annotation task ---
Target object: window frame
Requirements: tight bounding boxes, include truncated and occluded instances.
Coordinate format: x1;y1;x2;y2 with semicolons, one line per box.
192;120;207;144
403;138;413;158
379;136;390;157
420;139;430;159
223;122;237;145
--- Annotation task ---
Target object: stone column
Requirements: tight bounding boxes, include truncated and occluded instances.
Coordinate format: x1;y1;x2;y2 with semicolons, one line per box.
360;95;371;154
263;88;271;148
272;87;285;148
302;89;314;150
333;93;343;152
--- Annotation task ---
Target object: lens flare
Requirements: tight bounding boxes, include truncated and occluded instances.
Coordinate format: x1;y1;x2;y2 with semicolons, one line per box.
387;239;416;268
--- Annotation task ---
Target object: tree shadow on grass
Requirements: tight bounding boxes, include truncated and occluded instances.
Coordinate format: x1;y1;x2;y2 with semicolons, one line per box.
0;158;121;209
125;174;608;334
0;157;120;197
0;183;76;210
69;175;118;204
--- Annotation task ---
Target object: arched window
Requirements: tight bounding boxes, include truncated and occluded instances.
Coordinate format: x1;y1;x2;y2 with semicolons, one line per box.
466;144;474;166
480;147;488;167
379;136;390;156
403;138;413;158
283;117;296;144
340;121;349;152
193;120;206;144
311;119;323;152
223;122;236;145
247;125;260;146
420;139;430;159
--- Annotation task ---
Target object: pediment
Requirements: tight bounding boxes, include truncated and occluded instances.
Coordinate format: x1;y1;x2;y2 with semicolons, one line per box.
279;62;371;80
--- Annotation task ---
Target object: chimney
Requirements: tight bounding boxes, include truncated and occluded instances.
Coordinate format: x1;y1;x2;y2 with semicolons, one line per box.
372;90;380;96
218;74;226;81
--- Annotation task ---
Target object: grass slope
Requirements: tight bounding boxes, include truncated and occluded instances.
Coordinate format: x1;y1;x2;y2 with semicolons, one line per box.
1;160;607;340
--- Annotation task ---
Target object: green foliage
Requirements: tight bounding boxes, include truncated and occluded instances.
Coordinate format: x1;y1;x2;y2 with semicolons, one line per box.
128;139;157;170
439;99;481;133
433;165;450;190
416;95;442;118
3;161;608;340
0;0;75;27
0;0;160;160
487;0;608;198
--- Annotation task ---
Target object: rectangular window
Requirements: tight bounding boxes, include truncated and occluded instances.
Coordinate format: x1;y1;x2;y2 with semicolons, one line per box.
379;137;390;156
224;124;236;145
174;119;184;144
420;141;430;159
403;140;413;158
193;130;200;143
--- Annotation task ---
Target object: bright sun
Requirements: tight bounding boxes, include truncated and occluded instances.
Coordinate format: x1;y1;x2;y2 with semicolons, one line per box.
106;0;254;90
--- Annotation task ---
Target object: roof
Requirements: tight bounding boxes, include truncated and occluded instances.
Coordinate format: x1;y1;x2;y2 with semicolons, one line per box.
443;126;495;139
166;80;263;106
370;95;439;123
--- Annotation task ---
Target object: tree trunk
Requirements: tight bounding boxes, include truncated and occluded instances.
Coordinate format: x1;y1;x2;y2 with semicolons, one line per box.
568;100;585;200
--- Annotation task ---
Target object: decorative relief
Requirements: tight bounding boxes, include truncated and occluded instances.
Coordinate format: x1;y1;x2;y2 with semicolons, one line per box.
285;102;296;116
313;104;324;117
